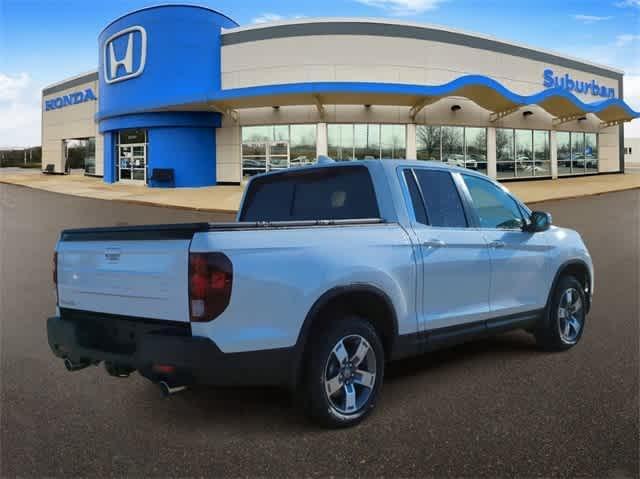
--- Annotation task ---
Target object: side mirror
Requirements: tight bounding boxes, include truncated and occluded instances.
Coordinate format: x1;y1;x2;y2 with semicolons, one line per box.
524;211;552;233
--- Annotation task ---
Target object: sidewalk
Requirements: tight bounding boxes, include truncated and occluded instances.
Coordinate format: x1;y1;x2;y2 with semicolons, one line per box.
1;168;639;212
506;172;640;205
0;171;243;213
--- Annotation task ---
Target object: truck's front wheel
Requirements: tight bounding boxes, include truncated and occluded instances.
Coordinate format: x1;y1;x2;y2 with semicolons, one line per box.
304;316;384;428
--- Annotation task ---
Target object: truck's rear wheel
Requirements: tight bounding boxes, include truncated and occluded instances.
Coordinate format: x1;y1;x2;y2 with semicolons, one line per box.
304;316;384;428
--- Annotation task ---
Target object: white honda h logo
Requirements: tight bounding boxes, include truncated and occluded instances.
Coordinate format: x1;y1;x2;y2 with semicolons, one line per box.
104;26;147;84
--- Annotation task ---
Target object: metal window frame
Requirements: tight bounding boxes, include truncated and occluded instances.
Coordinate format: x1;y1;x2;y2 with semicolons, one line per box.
416;124;488;172
116;128;148;184
557;130;599;176
117;142;147;184
496;128;552;179
327;123;407;161
241;124;317;179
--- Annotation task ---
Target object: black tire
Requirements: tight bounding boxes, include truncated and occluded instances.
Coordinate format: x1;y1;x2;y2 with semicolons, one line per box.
536;275;587;351
303;316;385;428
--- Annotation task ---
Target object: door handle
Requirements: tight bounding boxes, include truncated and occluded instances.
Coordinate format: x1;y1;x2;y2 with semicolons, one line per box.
423;239;446;248
489;240;506;249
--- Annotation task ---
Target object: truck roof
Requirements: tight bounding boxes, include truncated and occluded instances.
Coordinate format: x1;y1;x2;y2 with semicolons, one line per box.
249;158;485;179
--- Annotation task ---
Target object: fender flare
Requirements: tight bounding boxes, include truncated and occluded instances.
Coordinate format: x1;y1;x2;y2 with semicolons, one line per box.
545;259;592;314
288;283;399;388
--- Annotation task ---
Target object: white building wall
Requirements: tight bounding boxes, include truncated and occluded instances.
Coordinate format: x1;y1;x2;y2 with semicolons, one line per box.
216;117;241;182
624;138;640;164
219;28;621;182
221;33;619;101
41;77;101;174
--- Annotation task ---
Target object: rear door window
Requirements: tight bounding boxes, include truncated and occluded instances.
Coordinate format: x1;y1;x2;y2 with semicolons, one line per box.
412;169;468;228
403;170;428;225
240;165;380;222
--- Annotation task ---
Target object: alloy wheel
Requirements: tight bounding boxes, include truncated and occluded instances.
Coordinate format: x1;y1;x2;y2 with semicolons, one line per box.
323;334;377;415
557;287;584;344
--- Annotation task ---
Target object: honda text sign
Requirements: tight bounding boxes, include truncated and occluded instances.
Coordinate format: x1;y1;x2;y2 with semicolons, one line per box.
104;26;147;84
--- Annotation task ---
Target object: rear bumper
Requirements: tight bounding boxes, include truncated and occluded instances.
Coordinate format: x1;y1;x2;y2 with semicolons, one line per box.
47;313;293;387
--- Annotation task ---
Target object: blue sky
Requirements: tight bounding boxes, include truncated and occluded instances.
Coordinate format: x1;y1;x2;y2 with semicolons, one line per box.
1;0;639;146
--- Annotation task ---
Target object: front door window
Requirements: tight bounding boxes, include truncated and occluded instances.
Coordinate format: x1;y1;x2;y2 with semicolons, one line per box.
462;174;524;229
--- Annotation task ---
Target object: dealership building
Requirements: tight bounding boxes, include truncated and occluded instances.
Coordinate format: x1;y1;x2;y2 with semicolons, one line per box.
41;4;638;187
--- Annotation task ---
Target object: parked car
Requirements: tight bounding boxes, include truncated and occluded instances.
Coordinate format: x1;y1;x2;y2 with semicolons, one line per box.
497;158;516;171
444;154;477;169
47;159;593;427
468;153;486;171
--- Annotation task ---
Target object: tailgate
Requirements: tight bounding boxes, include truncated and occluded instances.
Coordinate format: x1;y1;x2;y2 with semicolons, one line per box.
57;239;191;322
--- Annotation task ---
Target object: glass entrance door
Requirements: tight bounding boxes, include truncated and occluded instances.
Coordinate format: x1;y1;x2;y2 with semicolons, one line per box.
118;143;147;183
117;129;148;184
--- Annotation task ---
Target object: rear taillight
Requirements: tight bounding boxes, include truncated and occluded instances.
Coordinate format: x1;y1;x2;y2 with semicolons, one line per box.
53;251;58;286
53;251;59;305
189;252;233;322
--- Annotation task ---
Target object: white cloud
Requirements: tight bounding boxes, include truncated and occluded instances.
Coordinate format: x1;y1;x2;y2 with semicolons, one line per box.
615;0;640;8
252;13;283;24
615;34;640;47
355;0;446;16
0;72;41;148
571;14;613;24
251;13;306;24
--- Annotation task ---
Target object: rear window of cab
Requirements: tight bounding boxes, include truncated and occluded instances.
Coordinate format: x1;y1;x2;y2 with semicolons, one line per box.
240;165;380;222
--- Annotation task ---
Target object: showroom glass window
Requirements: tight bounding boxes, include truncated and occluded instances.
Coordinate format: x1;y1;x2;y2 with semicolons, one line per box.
496;128;515;177
65;137;96;175
84;137;96;175
416;126;441;161
441;126;464;167
417;125;487;174
533;130;551;175
465;128;488;174
557;131;598;175
557;132;571;175
327;124;406;160
241;124;317;179
496;129;550;178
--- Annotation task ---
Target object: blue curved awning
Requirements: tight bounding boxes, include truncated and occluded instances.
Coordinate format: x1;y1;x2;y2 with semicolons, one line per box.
211;75;639;124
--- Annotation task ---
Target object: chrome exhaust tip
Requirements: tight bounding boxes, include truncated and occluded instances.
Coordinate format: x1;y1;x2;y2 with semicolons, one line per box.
159;381;187;397
64;358;91;371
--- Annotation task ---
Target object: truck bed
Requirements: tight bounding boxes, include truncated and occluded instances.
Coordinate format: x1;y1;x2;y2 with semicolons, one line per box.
56;218;388;324
60;218;385;242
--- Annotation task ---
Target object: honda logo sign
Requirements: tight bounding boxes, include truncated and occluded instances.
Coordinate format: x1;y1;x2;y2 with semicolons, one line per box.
104;26;147;84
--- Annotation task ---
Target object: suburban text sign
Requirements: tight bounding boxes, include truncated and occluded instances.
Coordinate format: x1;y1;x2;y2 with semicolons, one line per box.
543;69;615;99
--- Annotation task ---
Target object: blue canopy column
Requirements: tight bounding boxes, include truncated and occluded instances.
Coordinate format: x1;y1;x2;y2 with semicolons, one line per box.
95;4;238;187
100;112;221;187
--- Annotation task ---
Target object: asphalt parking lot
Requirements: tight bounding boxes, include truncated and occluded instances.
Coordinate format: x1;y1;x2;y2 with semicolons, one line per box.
1;183;638;478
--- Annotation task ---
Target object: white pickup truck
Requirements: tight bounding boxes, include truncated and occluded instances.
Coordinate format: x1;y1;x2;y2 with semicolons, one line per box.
48;159;593;427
